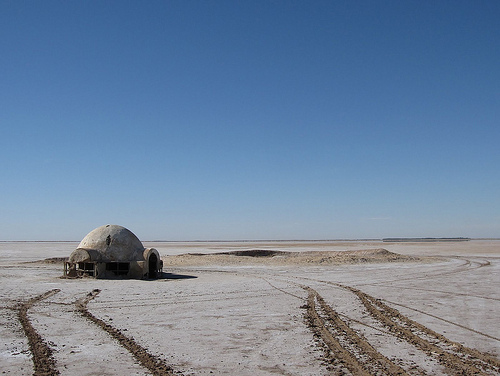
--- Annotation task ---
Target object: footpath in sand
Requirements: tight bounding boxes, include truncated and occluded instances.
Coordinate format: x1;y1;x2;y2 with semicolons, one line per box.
0;240;499;375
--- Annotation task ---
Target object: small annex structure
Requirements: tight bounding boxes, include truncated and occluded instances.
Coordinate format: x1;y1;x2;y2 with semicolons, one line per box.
64;224;162;279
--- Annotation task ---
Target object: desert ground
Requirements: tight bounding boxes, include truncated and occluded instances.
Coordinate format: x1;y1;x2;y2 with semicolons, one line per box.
0;240;499;375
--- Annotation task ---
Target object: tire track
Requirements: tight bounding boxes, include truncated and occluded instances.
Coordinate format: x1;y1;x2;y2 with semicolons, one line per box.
76;289;182;376
287;272;500;344
346;286;500;375
356;257;490;286
87;291;275;309
303;286;410;375
360;284;500;302
17;289;61;376
382;299;500;342
262;273;499;374
260;275;397;337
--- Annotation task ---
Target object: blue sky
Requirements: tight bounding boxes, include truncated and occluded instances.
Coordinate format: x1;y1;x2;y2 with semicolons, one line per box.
1;1;499;240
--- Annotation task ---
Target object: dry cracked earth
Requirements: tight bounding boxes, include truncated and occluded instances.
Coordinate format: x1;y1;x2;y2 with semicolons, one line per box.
0;240;499;375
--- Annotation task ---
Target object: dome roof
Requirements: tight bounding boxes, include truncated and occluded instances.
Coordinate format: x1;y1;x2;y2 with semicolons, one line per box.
72;224;145;262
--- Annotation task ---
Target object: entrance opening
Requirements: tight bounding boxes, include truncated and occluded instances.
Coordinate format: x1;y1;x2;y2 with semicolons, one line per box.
148;253;158;279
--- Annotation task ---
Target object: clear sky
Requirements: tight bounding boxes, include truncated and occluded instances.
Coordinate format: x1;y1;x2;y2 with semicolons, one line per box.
1;1;499;241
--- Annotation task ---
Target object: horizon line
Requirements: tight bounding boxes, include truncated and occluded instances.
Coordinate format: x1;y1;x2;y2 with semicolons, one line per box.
1;237;497;243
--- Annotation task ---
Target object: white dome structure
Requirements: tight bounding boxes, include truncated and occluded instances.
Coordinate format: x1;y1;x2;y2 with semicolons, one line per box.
64;225;162;279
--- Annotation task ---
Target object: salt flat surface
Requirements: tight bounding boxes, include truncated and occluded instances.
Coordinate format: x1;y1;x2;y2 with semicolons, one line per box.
0;240;499;375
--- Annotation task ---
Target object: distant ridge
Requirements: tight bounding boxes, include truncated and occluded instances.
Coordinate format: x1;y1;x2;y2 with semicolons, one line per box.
382;237;471;242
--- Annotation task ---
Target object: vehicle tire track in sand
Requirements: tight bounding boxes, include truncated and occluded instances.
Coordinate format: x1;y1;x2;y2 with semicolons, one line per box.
292;272;500;345
265;273;499;374
361;284;500;302
260;276;397;336
357;257;490;286
76;289;181;376
17;289;61;376
303;286;410;376
346;286;500;375
381;298;500;342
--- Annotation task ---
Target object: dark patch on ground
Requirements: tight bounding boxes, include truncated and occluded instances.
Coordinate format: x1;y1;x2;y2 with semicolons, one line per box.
197;249;289;257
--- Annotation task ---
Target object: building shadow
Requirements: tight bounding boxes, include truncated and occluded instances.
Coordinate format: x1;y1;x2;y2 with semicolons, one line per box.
157;271;198;280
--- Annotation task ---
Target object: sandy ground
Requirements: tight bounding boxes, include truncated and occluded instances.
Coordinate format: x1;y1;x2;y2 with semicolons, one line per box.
0;240;499;375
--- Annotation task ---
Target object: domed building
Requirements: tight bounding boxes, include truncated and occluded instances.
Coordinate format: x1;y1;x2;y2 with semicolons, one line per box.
64;225;162;279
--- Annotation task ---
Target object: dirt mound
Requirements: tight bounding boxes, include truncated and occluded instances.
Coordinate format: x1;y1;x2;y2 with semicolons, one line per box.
26;257;68;264
166;249;418;266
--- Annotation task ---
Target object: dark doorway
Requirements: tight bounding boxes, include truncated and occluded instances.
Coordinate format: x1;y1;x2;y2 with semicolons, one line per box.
106;262;129;277
148;253;158;279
